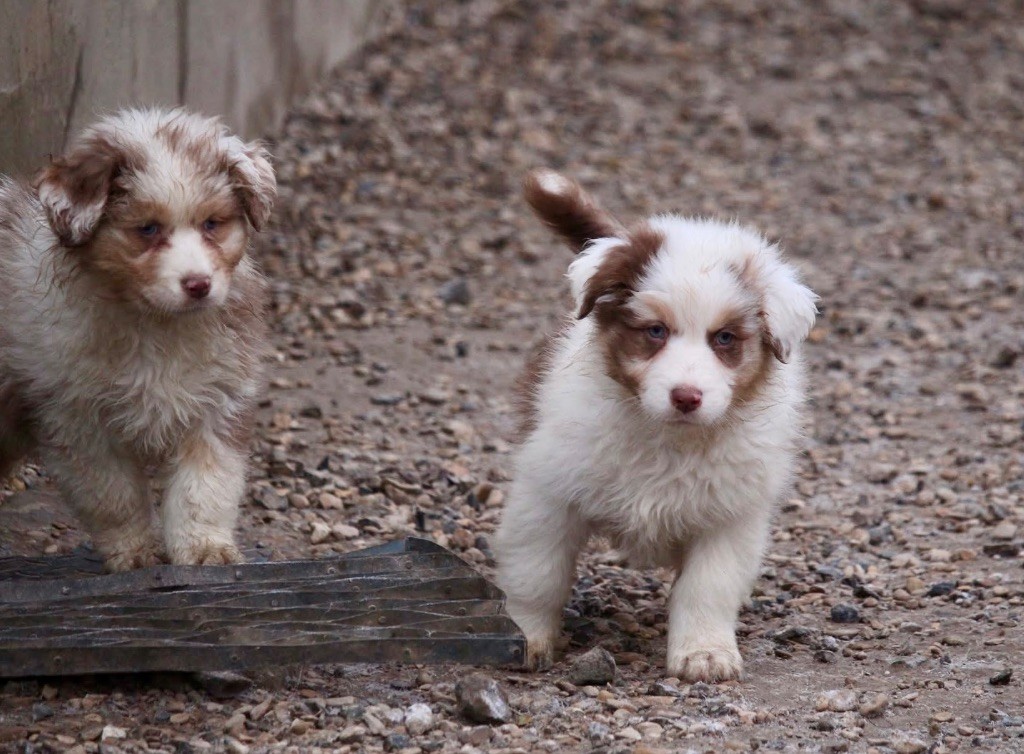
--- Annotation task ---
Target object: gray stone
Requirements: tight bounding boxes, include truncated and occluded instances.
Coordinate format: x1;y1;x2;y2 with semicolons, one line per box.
455;673;511;724
566;646;617;686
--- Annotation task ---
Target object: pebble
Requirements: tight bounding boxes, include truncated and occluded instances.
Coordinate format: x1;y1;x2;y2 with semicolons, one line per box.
566;647;617;686
859;693;888;718
829;604;860;624
989;669;1013;685
100;726;126;740
816;690;858;712
991;521;1018;540
191;671;252;699
404;702;434;735
309;521;332;544
439;278;472;305
31;702;54;722
455;673;511;724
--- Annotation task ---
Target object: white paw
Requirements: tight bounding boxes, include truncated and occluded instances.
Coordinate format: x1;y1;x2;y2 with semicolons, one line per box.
525;634;556;672
169;539;243;566
667;645;743;683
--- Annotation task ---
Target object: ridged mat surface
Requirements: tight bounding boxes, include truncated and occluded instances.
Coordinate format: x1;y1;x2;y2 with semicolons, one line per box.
0;538;524;677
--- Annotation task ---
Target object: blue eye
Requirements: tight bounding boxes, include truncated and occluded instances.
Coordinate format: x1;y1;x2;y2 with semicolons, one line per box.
714;331;736;347
202;218;221;232
646;324;668;340
137;223;159;238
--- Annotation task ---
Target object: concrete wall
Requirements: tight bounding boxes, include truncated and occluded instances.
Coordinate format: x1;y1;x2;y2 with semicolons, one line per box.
0;0;387;177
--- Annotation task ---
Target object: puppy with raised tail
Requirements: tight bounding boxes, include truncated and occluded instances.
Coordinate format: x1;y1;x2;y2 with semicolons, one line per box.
0;108;275;571
495;170;818;682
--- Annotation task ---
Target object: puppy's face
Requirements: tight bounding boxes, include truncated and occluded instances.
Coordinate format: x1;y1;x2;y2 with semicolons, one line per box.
36;109;276;314
523;170;818;427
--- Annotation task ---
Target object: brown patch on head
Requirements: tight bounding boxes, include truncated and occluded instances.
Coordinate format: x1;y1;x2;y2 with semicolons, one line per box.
523;170;623;253
593;309;668;396
705;291;776;413
727;335;776;413
578;226;669;395
731;255;788;364
578;226;665;319
707;304;760;369
196;194;248;273
34;134;144;247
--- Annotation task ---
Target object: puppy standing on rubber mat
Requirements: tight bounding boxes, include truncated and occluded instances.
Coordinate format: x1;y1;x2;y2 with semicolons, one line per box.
495;170;818;682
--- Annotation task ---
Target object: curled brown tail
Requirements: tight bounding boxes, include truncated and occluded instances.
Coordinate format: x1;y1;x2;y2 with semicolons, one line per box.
523;169;622;253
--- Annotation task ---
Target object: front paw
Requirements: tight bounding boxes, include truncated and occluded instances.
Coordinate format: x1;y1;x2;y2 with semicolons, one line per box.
667;645;743;682
103;541;166;572
525;634;556;671
169;540;244;566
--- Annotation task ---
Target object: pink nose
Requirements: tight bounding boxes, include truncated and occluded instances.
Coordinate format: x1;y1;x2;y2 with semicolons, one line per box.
670;386;703;414
182;275;211;299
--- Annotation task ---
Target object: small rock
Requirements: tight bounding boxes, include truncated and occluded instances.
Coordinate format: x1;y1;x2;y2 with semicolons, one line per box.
892;736;928;754
310;521;332;544
385;733;412;751
31;703;54;722
337;725;367;743
253;486;288;511
566;646;617;686
332;523;360;539
455;673;511;724
830;604;860;624
992;521;1018;540
191;671;252;699
100;726;126;741
588;722;610;741
859;692;889;717
816;689;858;712
617;726;643;741
989;668;1013;686
404;702;434;735
439;277;472;305
926;581;956;597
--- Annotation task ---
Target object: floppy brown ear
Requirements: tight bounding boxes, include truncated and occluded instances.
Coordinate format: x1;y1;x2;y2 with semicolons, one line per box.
34;136;128;247
523;169;622;253
223;138;277;231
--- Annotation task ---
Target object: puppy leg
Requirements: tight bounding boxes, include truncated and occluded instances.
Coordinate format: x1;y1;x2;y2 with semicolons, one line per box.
495;483;587;670
162;431;245;566
43;447;163;572
666;511;770;682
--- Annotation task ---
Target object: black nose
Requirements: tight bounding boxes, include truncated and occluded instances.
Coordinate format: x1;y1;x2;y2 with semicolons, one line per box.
670;386;703;413
182;275;211;299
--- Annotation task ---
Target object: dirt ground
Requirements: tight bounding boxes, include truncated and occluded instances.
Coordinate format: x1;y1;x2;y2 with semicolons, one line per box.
2;0;1023;752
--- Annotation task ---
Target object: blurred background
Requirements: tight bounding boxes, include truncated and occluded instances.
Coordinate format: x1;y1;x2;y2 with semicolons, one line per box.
0;0;391;176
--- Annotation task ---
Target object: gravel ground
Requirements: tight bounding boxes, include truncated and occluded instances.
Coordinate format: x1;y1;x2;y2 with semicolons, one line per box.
2;0;1023;752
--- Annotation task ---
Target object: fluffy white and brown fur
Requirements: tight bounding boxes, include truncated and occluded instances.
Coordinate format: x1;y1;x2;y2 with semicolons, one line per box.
0;108;275;571
495;170;818;682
